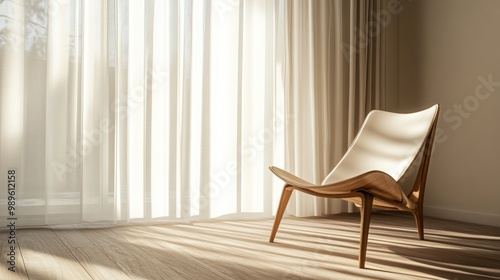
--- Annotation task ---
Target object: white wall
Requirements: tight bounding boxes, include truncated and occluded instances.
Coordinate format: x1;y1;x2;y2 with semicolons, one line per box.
397;0;500;226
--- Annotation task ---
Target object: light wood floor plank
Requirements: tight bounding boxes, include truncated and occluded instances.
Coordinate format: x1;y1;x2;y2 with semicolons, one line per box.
111;225;233;279
16;228;92;279
145;223;303;279
0;228;29;280
1;212;499;279
52;225;132;280
79;226;188;279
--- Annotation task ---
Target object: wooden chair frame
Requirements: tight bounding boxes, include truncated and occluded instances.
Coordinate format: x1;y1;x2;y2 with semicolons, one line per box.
269;105;440;268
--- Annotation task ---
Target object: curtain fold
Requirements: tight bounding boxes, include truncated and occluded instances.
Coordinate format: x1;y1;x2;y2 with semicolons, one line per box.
282;0;386;217
0;0;284;226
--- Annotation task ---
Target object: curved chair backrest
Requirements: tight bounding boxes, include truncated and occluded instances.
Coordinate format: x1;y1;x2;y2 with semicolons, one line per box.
322;105;439;185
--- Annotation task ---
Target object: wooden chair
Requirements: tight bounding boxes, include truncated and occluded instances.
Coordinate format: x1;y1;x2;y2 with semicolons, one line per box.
269;104;440;268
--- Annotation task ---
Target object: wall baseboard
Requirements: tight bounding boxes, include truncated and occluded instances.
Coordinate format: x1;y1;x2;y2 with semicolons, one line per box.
425;206;500;227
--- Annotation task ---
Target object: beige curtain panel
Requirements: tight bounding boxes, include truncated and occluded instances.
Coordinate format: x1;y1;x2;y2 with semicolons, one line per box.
282;0;386;217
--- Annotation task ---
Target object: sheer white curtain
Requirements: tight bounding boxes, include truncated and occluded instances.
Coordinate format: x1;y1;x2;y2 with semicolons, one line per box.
282;0;386;217
0;0;285;226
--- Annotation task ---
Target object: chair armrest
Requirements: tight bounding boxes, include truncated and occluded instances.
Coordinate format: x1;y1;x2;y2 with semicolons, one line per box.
269;166;317;187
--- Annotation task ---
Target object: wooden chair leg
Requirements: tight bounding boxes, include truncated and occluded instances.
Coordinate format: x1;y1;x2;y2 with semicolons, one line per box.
412;208;425;240
269;186;293;242
359;193;374;268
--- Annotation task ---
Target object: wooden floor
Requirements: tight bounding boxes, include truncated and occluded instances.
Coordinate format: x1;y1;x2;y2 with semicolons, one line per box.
1;212;499;280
